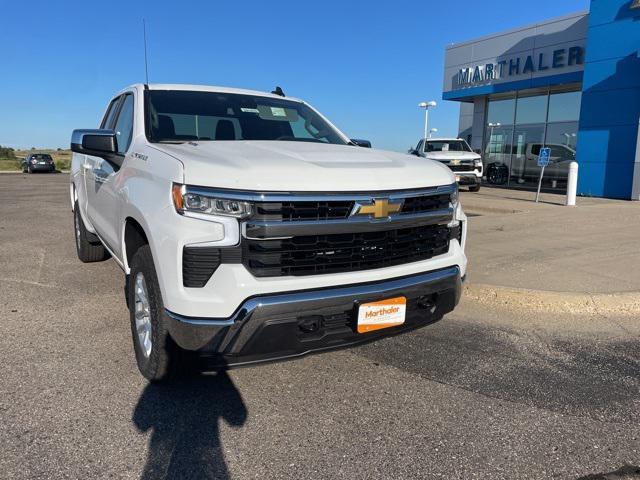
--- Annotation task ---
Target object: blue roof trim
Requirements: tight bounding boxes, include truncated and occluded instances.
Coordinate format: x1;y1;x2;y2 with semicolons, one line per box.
443;71;584;101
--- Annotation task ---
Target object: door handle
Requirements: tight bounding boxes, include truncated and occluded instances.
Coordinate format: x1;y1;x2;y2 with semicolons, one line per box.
82;164;92;171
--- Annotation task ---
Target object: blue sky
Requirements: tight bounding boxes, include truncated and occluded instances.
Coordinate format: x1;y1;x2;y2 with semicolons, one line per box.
0;0;589;152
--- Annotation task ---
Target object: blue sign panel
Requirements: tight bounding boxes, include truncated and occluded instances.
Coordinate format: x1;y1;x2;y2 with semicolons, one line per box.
538;147;551;167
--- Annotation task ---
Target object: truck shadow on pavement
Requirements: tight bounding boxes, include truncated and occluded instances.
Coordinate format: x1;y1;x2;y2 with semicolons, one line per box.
132;369;247;480
576;464;640;479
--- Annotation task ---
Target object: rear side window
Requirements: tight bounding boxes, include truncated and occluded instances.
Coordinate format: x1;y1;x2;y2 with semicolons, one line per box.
113;94;135;154
101;96;122;129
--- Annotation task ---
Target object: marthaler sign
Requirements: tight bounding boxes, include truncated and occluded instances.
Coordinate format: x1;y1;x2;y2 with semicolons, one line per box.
457;46;585;86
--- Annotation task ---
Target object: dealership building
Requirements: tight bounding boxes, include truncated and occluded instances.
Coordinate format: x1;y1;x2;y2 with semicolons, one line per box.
442;0;640;200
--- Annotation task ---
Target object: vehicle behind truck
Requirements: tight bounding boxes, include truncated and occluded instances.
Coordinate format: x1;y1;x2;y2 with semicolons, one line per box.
70;84;467;382
411;138;483;192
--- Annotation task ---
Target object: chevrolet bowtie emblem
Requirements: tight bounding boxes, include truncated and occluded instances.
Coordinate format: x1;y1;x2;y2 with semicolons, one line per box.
352;198;403;219
450;159;461;166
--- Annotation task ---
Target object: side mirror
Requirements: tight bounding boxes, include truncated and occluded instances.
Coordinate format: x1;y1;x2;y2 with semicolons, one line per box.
351;138;372;148
408;149;421;157
71;129;122;168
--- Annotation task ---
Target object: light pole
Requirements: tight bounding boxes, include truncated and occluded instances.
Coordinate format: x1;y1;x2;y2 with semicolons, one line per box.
429;128;438;139
418;101;437;140
487;122;501;153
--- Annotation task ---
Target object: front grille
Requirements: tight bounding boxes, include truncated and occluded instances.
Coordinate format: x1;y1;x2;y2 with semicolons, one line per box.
253;201;354;222
244;224;451;277
448;164;475;172
401;194;450;214
252;192;451;222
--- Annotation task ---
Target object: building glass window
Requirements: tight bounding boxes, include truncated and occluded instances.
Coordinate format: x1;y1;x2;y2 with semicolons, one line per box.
486;98;515;125
548;91;582;122
515;95;547;124
510;124;546;186
482;88;581;192
543;122;579;187
484;125;513;185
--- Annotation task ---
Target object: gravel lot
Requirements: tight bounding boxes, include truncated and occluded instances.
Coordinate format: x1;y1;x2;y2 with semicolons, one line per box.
1;174;638;479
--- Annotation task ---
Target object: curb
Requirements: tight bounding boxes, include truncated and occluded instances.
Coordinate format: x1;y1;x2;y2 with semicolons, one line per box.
463;206;525;216
464;283;640;316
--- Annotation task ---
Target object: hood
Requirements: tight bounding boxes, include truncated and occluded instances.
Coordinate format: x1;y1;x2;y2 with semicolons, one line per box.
424;151;481;162
155;141;455;191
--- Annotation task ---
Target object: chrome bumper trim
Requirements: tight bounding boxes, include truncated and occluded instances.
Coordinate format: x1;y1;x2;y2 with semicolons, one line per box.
165;265;460;328
244;209;453;239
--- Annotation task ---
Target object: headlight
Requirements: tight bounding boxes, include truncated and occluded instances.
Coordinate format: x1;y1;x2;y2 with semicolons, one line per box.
474;159;483;167
449;184;459;210
172;184;253;219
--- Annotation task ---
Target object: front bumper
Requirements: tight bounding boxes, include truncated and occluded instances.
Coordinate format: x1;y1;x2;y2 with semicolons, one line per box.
29;163;55;171
166;265;461;366
454;172;481;185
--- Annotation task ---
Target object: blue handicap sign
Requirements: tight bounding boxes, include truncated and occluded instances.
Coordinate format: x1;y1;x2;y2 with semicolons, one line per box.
538;147;551;167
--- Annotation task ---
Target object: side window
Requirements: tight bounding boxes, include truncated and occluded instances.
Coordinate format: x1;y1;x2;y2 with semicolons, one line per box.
113;94;135;154
100;96;122;129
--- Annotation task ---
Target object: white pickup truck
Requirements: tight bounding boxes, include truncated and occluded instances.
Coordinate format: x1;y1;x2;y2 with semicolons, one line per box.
411;138;483;192
70;84;467;381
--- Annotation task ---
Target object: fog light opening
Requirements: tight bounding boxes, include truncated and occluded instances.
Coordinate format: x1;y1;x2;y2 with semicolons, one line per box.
417;294;438;314
298;316;321;334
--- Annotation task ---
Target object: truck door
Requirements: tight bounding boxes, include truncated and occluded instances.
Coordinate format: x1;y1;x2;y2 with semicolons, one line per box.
85;93;134;257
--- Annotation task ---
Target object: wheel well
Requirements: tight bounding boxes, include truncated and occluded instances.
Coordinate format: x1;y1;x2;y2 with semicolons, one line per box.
124;218;149;268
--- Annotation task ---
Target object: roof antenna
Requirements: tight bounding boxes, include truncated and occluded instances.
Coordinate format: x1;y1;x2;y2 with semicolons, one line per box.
271;86;285;97
143;19;150;85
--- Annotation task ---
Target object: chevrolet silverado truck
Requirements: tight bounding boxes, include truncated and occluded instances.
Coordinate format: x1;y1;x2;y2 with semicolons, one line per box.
70;84;467;381
410;138;483;192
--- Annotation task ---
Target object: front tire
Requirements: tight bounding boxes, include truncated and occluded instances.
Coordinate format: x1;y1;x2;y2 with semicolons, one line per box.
129;245;186;382
469;184;481;192
73;201;110;262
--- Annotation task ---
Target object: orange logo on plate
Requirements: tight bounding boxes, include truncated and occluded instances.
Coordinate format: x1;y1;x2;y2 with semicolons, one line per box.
357;297;407;333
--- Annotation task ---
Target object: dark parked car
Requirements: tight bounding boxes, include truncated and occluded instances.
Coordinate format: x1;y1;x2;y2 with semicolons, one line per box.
22;153;56;173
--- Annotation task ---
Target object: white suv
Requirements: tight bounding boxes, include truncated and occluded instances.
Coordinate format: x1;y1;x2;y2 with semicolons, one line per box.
70;84;467;381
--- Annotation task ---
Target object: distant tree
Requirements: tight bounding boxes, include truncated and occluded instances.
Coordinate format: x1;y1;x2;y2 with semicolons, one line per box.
57;148;62;151
0;145;17;160
31;147;36;151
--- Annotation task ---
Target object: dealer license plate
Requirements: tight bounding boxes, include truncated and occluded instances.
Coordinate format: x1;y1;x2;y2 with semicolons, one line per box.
357;297;406;334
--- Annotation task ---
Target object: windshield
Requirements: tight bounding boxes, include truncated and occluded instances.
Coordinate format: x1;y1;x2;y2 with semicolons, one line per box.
32;154;52;160
425;140;471;153
146;90;348;145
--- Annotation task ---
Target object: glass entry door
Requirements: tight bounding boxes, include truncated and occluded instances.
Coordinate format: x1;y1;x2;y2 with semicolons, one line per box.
510;124;546;187
484;126;513;186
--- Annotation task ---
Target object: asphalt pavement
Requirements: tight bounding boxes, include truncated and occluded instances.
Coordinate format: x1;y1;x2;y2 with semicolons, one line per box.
1;174;638;480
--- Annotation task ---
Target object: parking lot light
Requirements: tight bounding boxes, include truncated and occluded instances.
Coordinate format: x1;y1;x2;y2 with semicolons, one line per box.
419;101;437;141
